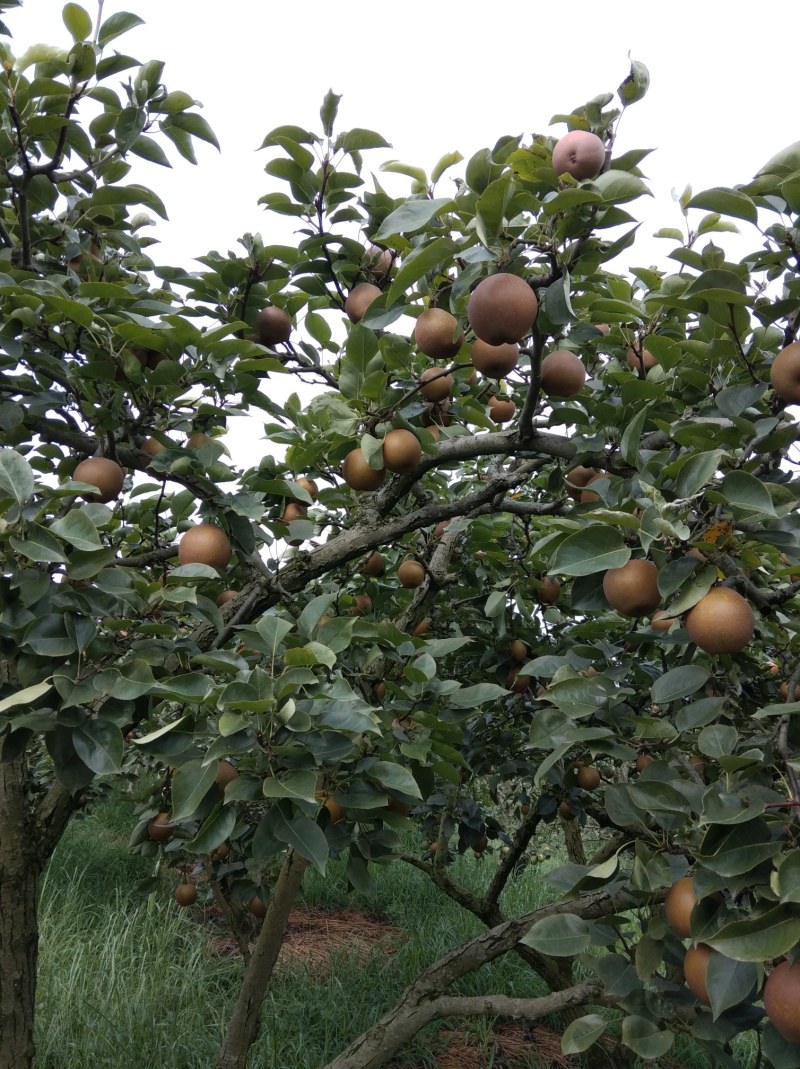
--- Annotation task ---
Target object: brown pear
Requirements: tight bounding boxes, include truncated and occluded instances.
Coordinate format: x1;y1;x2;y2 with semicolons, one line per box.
470;339;519;378
419;367;453;402
540;350;586;397
255;306;292;345
685;587;754;654
603;559;660;617
770;342;800;403
468;274;538;345
764;960;800;1044
488;395;516;423
398;558;425;588
178;524;232;570
665;876;698;938
414;308;464;360
345;283;381;323
73;457;125;503
342;448;385;491
683;944;712;1005
383;429;422;473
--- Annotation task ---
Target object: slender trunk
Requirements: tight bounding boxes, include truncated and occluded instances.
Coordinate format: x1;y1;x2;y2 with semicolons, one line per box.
215;851;308;1069
562;815;586;865
0;758;42;1069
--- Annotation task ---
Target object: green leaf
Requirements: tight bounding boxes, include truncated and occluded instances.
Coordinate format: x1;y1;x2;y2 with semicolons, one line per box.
133;715;191;746
431;151;463;183
297;593;337;638
707;905;800;962
170;759;218;820
779;852;800;904
367;761;422;799
130;134;171;167
62;2;92;41
72;720;123;775
620;401;653;467
97;10;144;46
10;525;67;563
521;913;591;957
272;809;329;874
387;237;456;305
550;527;630;577
618;59;650;105
448;683;508;708
674;450;724;498
621;1016;674;1060
320;89;341;138
698;724;739;759
168;112;219;151
255;616;293;658
706;952;757;1020
0;679;53;715
651;666;709;705
591;170;650;204
687;187;758;225
0;448;34;505
373;197;454;242
720;470;776;516
561;1015;607;1056
336;128;390;151
184;804;236;854
262;770;318;803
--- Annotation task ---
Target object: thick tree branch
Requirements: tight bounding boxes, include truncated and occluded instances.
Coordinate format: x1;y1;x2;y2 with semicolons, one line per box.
319;889;631;1069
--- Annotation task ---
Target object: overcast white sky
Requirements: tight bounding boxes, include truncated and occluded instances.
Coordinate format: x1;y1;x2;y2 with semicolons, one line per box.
8;1;795;480
9;0;792;268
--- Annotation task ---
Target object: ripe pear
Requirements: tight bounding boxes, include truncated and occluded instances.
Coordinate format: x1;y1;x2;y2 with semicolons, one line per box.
175;883;197;907
564;466;596;500
552;130;606;180
538;577;561;604
342;448;385;491
419;367;453;402
178;524;232;570
73;457;125;503
255;306;292;345
683;943;712;1005
509;638;528;663
602;559;660;617
398;558;425;588
470;339;519;378
468;273;538;345
665;876;698;938
488;395;516;423
685;587;754;654
360;552;385;577
281;501;307;523
350;594;372;616
414;308;464;360
770;341;800;403
576;766;601;790
365;245;393;278
147;812;174;843
764;959;800;1043
540;350;586;397
382;428;422;473
294;476;319;500
627;345;658;373
345;282;381;323
216;589;238;607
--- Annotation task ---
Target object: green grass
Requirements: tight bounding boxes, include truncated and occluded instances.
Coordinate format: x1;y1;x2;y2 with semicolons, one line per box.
34;790;755;1069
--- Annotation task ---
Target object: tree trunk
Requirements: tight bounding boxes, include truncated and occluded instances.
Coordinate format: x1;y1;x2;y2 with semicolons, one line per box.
215;851;308;1069
0;758;42;1069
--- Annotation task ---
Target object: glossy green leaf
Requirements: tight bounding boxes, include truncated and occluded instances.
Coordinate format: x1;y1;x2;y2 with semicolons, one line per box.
170;759;218;821
374;198;454;242
521;913;591;956
687;187;758;225
707;905;800;962
97;10;144;45
550;526;630;577
561;1014;607;1055
651;665;709;704
72;720;123;775
62;2;92;41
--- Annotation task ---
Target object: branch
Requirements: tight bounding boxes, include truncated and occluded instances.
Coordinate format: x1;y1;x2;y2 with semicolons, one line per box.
322;981;606;1069
517;327;546;442
319;884;628;1069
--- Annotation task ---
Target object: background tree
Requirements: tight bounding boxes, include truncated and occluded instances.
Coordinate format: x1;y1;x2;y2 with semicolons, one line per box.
3;6;800;1069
